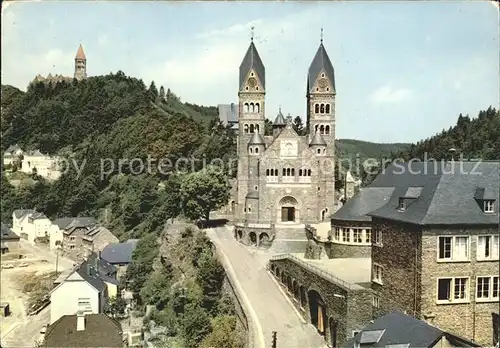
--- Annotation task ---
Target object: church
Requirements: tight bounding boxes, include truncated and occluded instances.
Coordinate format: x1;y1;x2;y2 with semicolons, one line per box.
232;32;337;247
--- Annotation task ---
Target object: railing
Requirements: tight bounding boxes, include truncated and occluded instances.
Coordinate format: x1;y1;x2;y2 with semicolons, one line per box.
269;253;355;290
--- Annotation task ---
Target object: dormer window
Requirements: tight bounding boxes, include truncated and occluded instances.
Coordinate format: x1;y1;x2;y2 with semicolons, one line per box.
484;200;495;213
398;198;406;211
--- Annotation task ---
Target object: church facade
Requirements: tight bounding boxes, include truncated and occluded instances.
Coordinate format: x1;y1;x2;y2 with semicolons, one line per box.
233;36;337;247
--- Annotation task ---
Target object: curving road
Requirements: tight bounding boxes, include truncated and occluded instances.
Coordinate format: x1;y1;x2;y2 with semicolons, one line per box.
206;226;327;348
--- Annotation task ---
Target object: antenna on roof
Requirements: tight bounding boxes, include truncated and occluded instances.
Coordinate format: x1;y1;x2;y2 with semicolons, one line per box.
251;26;255;42
320;27;324;44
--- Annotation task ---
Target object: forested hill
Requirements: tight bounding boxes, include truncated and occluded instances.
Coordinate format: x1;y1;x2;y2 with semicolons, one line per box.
400;106;500;161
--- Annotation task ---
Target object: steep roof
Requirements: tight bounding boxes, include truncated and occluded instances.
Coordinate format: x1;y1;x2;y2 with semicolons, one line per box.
75;44;86;60
44;313;122;347
248;132;265;145
239;41;265;90
308;43;335;94
13;209;36;219
343;311;479;348
100;239;138;264
273;109;286;126
218;103;239;125
368;161;499;225
332;187;395;222
309;132;327;146
1;224;20;241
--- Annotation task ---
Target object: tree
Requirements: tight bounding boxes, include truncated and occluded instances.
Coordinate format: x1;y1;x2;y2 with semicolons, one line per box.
200;316;245;348
140;267;173;309
148;81;159;102
180;303;212;348
159;86;166;102
264;119;273;136
180;165;230;221
106;296;127;317
196;248;225;314
293;116;304;135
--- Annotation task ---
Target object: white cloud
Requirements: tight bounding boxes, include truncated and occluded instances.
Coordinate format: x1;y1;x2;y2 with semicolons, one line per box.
141;7;321;105
370;86;413;103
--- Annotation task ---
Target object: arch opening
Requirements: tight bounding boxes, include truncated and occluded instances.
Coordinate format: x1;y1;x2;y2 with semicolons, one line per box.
248;231;257;245
308;289;327;336
279;196;298;222
259;232;270;245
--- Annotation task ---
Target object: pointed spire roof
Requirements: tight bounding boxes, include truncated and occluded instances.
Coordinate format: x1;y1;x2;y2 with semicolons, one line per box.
239;41;265;90
345;170;355;183
75;44;86;60
309;132;327;146
248;132;265;145
273;108;286;126
307;41;335;94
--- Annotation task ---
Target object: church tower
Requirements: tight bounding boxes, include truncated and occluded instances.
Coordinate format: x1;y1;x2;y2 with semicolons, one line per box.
236;29;266;219
307;29;336;219
74;44;87;81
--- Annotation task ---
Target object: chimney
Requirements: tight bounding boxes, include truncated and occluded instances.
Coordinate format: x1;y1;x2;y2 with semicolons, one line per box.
76;311;85;331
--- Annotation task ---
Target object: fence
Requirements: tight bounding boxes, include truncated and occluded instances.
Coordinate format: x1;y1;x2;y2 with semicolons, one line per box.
269;253;354;290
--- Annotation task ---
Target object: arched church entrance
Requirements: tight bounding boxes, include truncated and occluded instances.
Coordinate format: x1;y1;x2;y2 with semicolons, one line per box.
308;289;327;336
279;196;298;222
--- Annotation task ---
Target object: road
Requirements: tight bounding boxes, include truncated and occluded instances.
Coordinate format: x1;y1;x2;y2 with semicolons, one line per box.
1;241;74;347
206;227;327;348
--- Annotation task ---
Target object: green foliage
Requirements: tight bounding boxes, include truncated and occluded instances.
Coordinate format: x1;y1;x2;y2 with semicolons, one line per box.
126;233;159;299
399;107;500;161
196;248;225;315
200;315;245;348
180;166;231;221
106;296;127;317
264;118;273;136
293;116;306;135
180;303;212;348
140;267;173;309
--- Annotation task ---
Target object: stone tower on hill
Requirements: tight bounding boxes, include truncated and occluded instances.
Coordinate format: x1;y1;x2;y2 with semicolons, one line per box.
74;44;87;81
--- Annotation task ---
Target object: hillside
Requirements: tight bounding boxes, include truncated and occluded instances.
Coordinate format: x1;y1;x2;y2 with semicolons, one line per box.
336;138;410;163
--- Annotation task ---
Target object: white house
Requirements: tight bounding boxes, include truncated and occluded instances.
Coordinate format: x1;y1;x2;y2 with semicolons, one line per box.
50;257;111;324
20;149;62;180
12;210;51;244
2;144;23;167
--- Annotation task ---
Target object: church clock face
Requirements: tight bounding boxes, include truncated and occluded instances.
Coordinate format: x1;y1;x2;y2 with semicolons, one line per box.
248;77;257;87
280;139;298;157
318;78;328;88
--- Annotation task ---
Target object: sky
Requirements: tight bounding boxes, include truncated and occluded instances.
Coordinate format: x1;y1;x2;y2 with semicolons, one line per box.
2;1;498;143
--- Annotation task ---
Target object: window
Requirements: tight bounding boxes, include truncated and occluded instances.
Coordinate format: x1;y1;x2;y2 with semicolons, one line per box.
342;228;350;242
437;277;469;303
477;235;499;260
437;236;469;261
365;229;372;244
249;148;253;154
398;198;406;211
70;236;75;241
254;186;258;191
374;229;382;246
255;147;259;154
484;200;495;213
78;297;92;312
283;168;294;176
373;264;383;284
353;229;363;243
477;276;499;301
70;245;75;250
372;295;380;308
334;227;340;241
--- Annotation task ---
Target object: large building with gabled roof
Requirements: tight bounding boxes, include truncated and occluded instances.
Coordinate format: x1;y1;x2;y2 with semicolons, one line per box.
233;32;337;248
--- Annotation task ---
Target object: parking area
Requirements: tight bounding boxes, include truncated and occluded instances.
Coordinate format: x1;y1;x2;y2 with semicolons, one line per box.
1;242;73;347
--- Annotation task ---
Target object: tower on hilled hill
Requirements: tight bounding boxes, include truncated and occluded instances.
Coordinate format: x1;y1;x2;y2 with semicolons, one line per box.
74;44;87;81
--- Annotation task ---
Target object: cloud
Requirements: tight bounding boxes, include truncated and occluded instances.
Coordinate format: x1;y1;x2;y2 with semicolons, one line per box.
370;86;413;103
141;7;321;104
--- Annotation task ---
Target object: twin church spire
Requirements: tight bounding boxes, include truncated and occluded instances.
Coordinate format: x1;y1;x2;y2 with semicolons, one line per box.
238;28;335;95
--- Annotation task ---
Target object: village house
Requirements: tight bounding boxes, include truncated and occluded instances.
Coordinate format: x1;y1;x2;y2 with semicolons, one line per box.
368;161;499;346
0;223;20;254
50;253;119;324
100;239;139;278
20;149;62;180
60;218;118;262
43;312;123;348
11;209;51;244
343;310;479;348
2;144;23;167
49;217;96;250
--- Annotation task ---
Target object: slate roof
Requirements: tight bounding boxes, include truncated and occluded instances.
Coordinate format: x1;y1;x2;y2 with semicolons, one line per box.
218;103;239;125
0;224;20;241
331;187;395;222
100;239;138;264
74;252;119;290
13;209;36;219
44;313;122;347
368;161;499;225
52;217;76;229
343;311;479;348
248;132;265;145
308;43;335;93
273;109;286;126
239;41;265;90
62;217;98;234
4;144;22;156
28;212;48;222
309;132;327;146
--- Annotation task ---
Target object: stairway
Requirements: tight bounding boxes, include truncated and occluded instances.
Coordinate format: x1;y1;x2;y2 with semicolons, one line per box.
269;224;309;254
